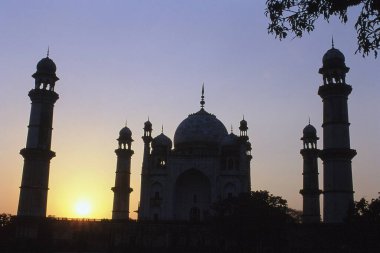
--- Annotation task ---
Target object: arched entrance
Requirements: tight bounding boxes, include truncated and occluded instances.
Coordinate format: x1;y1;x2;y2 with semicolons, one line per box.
174;169;211;221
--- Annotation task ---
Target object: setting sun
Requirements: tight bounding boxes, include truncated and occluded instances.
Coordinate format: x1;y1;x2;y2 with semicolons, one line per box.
74;200;91;217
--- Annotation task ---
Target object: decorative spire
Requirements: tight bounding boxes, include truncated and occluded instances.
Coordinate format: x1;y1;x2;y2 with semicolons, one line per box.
47;46;50;58
200;83;205;109
331;36;334;48
125;120;128;127
308;116;311;125
231;125;233;133
161;125;164;133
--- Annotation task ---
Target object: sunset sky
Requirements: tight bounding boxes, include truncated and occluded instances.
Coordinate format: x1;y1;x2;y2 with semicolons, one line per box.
0;1;379;219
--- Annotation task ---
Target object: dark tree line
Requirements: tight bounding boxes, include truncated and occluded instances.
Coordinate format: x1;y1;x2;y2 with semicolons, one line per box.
211;190;297;226
211;190;380;225
0;213;11;228
265;0;380;57
210;191;295;252
350;194;380;222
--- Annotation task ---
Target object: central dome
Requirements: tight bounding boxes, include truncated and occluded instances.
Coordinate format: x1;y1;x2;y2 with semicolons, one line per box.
174;109;228;148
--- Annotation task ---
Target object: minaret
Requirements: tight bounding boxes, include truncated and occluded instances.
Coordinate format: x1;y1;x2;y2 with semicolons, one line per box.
112;125;134;220
300;122;321;223
239;117;252;159
318;42;356;223
17;52;60;217
138;119;153;220
239;117;252;192
141;119;153;174
239;116;249;142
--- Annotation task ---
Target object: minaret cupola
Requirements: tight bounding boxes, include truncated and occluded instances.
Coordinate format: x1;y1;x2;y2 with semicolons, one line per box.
301;122;319;149
319;39;349;85
118;124;133;150
239;116;248;141
143;119;153;138
32;49;59;91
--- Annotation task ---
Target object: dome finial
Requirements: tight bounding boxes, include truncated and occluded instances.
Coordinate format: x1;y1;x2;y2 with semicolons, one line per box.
231;124;233;133
331;36;334;48
161;124;164;133
308;116;310;125
200;83;205;109
125;120;128;127
47;46;50;58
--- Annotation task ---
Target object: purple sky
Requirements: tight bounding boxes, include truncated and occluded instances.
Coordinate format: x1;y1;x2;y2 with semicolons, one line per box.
0;1;379;218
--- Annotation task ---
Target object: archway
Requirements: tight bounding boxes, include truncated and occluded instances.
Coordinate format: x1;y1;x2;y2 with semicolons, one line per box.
150;182;163;220
174;169;211;221
223;183;236;199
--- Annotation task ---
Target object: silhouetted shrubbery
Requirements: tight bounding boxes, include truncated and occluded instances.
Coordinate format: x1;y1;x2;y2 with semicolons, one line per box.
349;194;380;223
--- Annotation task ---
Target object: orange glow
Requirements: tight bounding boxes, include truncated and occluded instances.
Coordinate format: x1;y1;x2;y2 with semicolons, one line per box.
75;200;91;217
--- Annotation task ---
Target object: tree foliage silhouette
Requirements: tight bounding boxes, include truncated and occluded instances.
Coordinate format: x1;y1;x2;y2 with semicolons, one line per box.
350;194;380;222
210;191;294;251
265;0;380;57
0;213;11;228
211;191;295;229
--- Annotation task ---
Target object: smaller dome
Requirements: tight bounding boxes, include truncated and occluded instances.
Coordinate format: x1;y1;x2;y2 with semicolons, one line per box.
322;47;346;69
152;133;172;149
118;126;133;142
303;124;317;138
222;133;239;146
36;57;57;74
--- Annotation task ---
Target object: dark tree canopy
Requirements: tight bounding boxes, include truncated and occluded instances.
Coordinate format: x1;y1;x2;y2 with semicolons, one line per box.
0;213;12;239
211;190;295;226
265;0;380;57
350;194;380;222
209;191;295;250
0;213;11;228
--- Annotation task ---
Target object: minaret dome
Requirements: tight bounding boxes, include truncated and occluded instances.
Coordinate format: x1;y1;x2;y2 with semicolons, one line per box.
322;48;346;69
36;57;57;75
301;123;319;149
319;42;349;85
239;116;248;140
32;54;59;91
302;124;317;139
118;126;133;150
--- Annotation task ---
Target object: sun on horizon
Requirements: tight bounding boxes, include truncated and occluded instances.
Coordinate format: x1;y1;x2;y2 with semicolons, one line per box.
74;200;92;218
